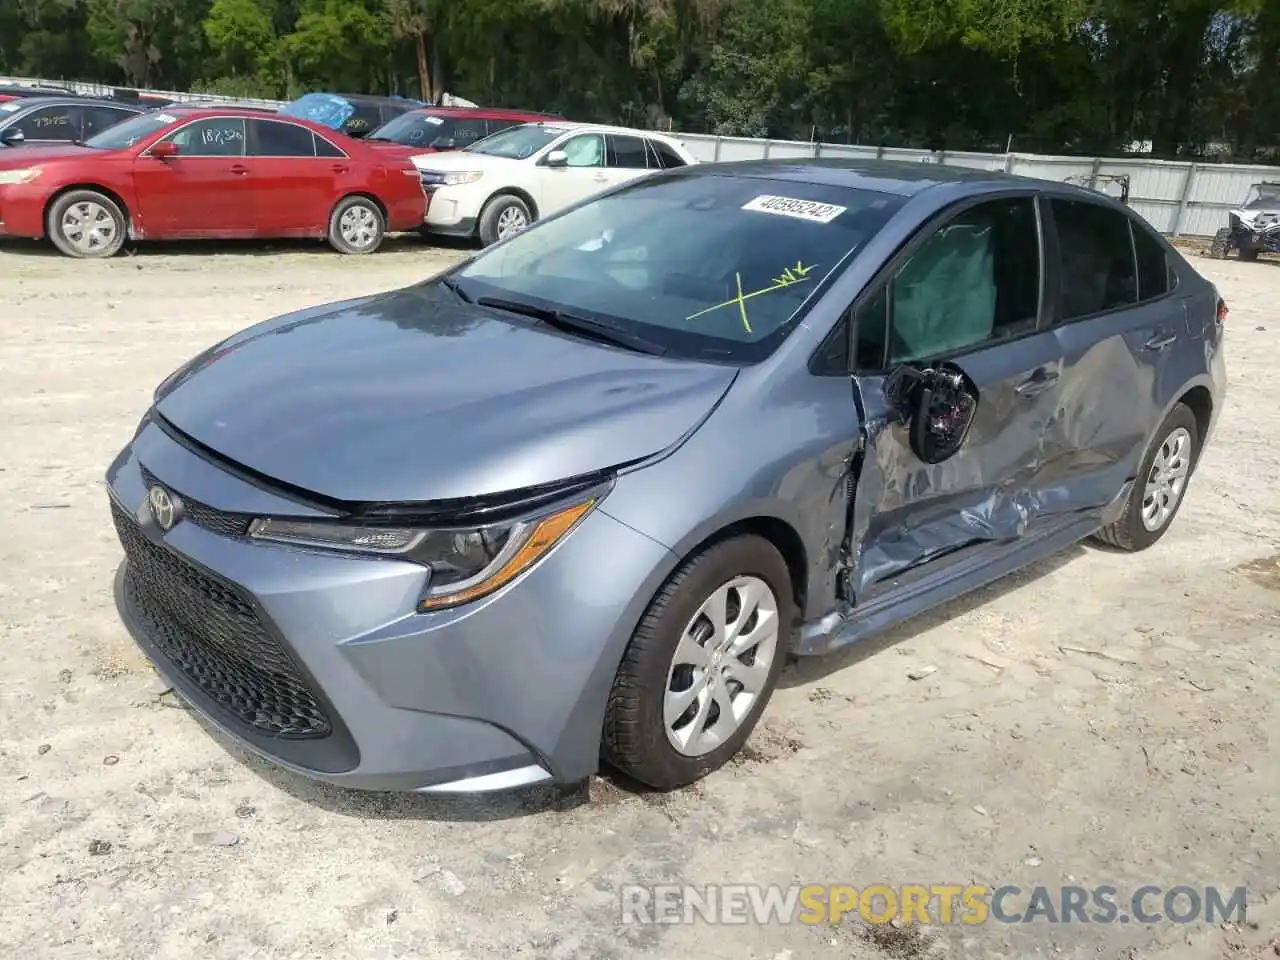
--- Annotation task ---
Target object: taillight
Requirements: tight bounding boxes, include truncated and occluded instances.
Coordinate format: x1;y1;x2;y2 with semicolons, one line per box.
1216;298;1228;325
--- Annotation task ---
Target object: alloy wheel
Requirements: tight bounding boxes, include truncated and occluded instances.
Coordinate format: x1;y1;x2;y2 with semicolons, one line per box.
663;575;780;757
496;205;528;239
1141;426;1192;532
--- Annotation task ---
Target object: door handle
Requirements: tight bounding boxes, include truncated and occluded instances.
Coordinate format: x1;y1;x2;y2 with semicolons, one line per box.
331;164;349;174
228;164;248;175
593;173;608;182
1015;368;1060;397
1142;331;1177;351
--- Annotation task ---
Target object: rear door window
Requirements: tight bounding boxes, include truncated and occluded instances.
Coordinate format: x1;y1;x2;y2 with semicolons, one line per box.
1050;198;1138;320
250;118;317;157
83;106;136;139
607;134;650;169
1131;220;1172;302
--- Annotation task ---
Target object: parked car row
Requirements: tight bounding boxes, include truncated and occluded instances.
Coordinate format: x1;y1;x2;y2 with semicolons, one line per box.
0;87;700;257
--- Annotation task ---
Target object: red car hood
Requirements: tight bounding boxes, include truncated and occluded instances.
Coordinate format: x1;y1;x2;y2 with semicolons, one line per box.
0;144;104;168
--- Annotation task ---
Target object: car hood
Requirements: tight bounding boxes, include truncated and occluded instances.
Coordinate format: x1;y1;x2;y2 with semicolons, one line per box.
153;283;736;505
0;143;97;167
411;150;522;173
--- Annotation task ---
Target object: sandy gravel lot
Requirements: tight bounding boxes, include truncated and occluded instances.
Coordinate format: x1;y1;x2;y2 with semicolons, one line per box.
0;237;1276;960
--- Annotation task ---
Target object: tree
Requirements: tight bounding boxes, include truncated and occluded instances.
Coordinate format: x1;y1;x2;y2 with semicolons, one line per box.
383;0;437;101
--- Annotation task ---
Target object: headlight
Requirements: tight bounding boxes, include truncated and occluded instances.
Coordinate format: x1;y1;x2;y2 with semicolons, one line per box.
0;167;42;185
441;170;483;186
248;492;601;611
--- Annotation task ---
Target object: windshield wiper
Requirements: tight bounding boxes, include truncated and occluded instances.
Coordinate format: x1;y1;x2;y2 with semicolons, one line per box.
439;275;473;303
476;296;667;356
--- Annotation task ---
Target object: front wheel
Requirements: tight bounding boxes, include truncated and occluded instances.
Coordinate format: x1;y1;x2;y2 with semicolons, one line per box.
1091;403;1199;552
602;535;795;790
46;190;127;259
328;196;385;254
477;194;531;247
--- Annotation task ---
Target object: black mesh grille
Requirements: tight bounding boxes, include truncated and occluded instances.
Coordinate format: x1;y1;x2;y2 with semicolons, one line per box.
139;466;251;538
112;501;332;738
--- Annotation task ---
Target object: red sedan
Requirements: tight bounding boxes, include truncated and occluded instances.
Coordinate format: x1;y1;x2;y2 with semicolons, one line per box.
0;107;427;257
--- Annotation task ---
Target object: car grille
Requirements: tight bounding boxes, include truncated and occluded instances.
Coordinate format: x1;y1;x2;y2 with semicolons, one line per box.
139;466;250;538
112;501;332;739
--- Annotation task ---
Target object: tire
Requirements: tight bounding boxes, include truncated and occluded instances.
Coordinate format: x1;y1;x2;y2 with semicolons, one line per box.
477;193;532;247
327;196;385;254
602;535;796;790
1239;245;1260;261
1091;403;1199;552
46;189;127;259
1208;227;1231;259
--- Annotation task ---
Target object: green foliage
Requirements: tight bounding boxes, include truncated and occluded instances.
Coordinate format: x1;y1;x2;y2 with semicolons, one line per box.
1;0;1278;158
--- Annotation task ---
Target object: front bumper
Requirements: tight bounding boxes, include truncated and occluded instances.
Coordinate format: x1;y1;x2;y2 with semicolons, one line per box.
106;418;674;792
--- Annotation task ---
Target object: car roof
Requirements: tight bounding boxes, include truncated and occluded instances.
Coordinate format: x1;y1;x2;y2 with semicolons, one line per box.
680;156;1116;200
407;105;559;119
0;95;145;111
522;120;687;142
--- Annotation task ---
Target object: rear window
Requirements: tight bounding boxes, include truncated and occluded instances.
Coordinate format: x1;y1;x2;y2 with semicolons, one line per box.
1051;199;1138;320
454;174;905;363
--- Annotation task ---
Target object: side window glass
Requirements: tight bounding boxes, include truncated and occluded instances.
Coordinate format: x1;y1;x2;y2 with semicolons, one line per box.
1051;198;1138;320
313;133;345;158
84;107;131;138
887;197;1041;364
607;134;649;169
18;105;78;140
449;119;489;147
1132;221;1171;302
251;119;316;157
560;134;604;168
650;139;687;169
168;117;245;157
854;287;888;370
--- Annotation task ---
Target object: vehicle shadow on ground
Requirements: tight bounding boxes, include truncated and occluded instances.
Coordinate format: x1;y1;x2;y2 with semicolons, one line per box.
0;233;469;258
777;542;1088;689
191;542;1089;822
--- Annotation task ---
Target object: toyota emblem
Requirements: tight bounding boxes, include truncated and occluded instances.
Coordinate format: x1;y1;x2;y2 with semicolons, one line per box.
147;485;178;531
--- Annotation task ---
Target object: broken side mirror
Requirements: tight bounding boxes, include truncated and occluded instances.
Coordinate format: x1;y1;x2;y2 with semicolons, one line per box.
886;363;979;464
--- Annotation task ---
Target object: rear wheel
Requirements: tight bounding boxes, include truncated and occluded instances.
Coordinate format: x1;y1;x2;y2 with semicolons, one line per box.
1239;244;1261;261
477;194;531;247
602;535;794;790
1208;227;1231;259
46;190;127;259
1091;403;1199;552
328;196;385;254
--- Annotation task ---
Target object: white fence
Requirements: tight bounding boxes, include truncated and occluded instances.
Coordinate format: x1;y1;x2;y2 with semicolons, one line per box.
7;75;1279;237
678;134;1280;238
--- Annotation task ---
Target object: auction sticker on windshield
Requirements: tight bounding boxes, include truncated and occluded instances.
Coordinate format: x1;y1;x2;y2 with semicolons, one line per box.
0;103;21;112
742;195;847;223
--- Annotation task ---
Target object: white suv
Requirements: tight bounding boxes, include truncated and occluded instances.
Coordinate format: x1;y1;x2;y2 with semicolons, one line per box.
410;121;698;246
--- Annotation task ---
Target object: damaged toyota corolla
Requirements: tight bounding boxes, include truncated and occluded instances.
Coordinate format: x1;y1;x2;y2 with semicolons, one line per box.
106;159;1226;794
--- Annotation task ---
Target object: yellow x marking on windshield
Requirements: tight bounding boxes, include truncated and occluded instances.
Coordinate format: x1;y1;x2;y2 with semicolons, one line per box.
686;260;817;333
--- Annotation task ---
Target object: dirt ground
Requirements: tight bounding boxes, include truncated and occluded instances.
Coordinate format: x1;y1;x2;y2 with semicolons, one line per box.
0;236;1276;960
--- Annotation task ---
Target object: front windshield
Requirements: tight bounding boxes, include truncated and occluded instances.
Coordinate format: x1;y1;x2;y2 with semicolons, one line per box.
466;124;561;159
370;111;456;146
84;111;176;149
1242;184;1280;209
453;173;905;363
